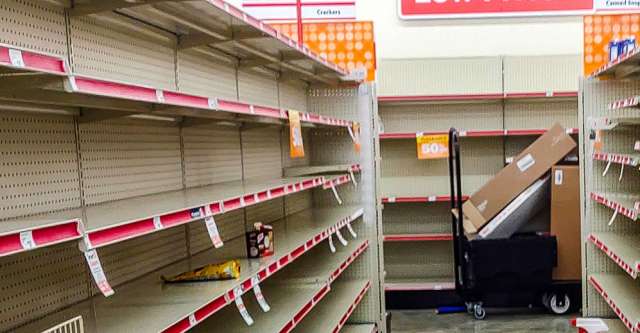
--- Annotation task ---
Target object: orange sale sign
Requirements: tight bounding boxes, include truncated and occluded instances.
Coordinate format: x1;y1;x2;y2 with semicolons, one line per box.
289;110;305;158
417;134;449;160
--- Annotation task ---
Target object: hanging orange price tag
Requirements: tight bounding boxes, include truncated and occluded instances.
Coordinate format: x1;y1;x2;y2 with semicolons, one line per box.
416;134;449;160
348;122;361;153
288;110;305;158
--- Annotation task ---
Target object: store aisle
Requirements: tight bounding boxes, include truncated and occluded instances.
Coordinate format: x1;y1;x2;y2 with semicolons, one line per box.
390;310;574;333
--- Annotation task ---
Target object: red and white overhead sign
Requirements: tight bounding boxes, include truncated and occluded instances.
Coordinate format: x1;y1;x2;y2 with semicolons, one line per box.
243;0;356;21
399;0;595;20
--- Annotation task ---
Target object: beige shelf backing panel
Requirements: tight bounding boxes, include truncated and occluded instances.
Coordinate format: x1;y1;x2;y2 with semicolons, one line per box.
0;111;82;221
384;241;454;280
78;117;184;205
284;190;313;217
383;202;451;235
0;242;88;332
241;127;283;180
69;12;177;90
589;274;640;332
189;209;245;255
238;69;280;109
293;280;371;333
343;324;377;333
246;197;286;228
279;80;309;113
581;78;640;317
377;57;503;97
91;225;188;295
504;100;578;130
503;55;581;94
384;277;455;292
379;102;503;134
182;124;243;188
308;87;359;123
12;206;362;333
596;125;640;155
176;49;238;101
0;1;68;58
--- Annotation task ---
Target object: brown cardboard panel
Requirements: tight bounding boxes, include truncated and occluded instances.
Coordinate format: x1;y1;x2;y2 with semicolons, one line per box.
463;123;577;234
551;165;581;281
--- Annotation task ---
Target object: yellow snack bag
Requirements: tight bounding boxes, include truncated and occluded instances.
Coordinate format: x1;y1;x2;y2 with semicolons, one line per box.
162;259;241;283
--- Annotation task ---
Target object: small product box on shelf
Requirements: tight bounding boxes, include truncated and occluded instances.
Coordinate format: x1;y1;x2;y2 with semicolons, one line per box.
246;222;274;258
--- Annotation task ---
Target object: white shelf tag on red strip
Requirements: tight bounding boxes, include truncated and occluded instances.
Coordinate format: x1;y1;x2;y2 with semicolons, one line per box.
251;276;271;312
188;314;197;327
207;98;218;109
19;230;36;250
8;49;25;68
84;249;114;297
152;216;163;230
428;196;437;202
155;90;165;103
335;228;348;246
349;169;358;187
204;216;224;248
328;233;336;253
233;287;254;326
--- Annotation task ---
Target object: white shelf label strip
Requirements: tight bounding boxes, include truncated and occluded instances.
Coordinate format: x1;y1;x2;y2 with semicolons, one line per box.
19;230;36;250
188;314;197;327
8;49;25;68
204;216;224;248
349;169;358;187
251;277;271;312
330;183;343;205
234;287;254;326
328;233;336;253
152;216;163;230
346;221;357;239
84;249;114;297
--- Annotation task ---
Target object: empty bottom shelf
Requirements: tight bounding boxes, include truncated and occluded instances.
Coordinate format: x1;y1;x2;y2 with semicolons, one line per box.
385;278;455;291
589;274;640;332
342;324;377;333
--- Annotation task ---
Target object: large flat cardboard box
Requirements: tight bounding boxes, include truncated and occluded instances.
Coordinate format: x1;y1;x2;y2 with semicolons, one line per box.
462;123;576;234
551;165;581;281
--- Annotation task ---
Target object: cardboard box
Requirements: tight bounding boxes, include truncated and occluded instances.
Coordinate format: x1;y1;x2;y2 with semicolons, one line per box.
463;123;576;234
246;223;274;258
551;165;581;281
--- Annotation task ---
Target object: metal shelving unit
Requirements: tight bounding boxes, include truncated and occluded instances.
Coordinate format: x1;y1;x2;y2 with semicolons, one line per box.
0;1;383;332
377;55;580;294
581;55;640;331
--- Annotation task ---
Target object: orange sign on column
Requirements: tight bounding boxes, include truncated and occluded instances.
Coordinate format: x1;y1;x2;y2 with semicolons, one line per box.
584;14;640;75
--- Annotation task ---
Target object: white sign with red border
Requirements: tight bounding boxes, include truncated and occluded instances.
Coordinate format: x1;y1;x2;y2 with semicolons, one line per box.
242;0;356;21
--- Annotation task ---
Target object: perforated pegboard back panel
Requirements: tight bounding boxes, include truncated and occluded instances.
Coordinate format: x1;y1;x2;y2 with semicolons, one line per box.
379;102;503;133
504;100;578;130
281;129;312;169
93;226;187;294
383;203;451;235
384;241;453;280
0;0;67;58
245;198;284;227
377;57;503;96
182;124;242;188
240;127;283;179
69;12;177;90
0;242;88;332
503;55;580;93
0;111;81;221
237;69;279;108
177;50;238;101
78;118;183;205
308;87;359;121
284;190;312;216
278;80;308;112
581;78;640;317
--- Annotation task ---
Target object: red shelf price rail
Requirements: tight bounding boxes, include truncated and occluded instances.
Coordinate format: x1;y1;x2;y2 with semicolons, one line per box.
379;128;578;140
383;234;453;242
382;195;468;204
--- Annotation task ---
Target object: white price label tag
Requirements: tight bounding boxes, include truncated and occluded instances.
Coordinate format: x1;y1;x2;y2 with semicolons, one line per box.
188;314;197;326
267;190;272;199
251;277;271;312
330;184;343;205
234;287;254;326
152;216;163;230
19;230;36;249
335;228;348;246
84;249;114;297
349;169;358;187
205;216;224;248
428;196;437;202
207;98;218;109
346;221;357;239
249;105;255;114
328;233;336;253
8;49;25;68
254;193;259;203
240;196;246;207
155;90;165;103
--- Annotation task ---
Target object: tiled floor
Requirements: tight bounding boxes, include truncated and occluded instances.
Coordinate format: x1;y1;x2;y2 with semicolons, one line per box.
390;310;575;333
